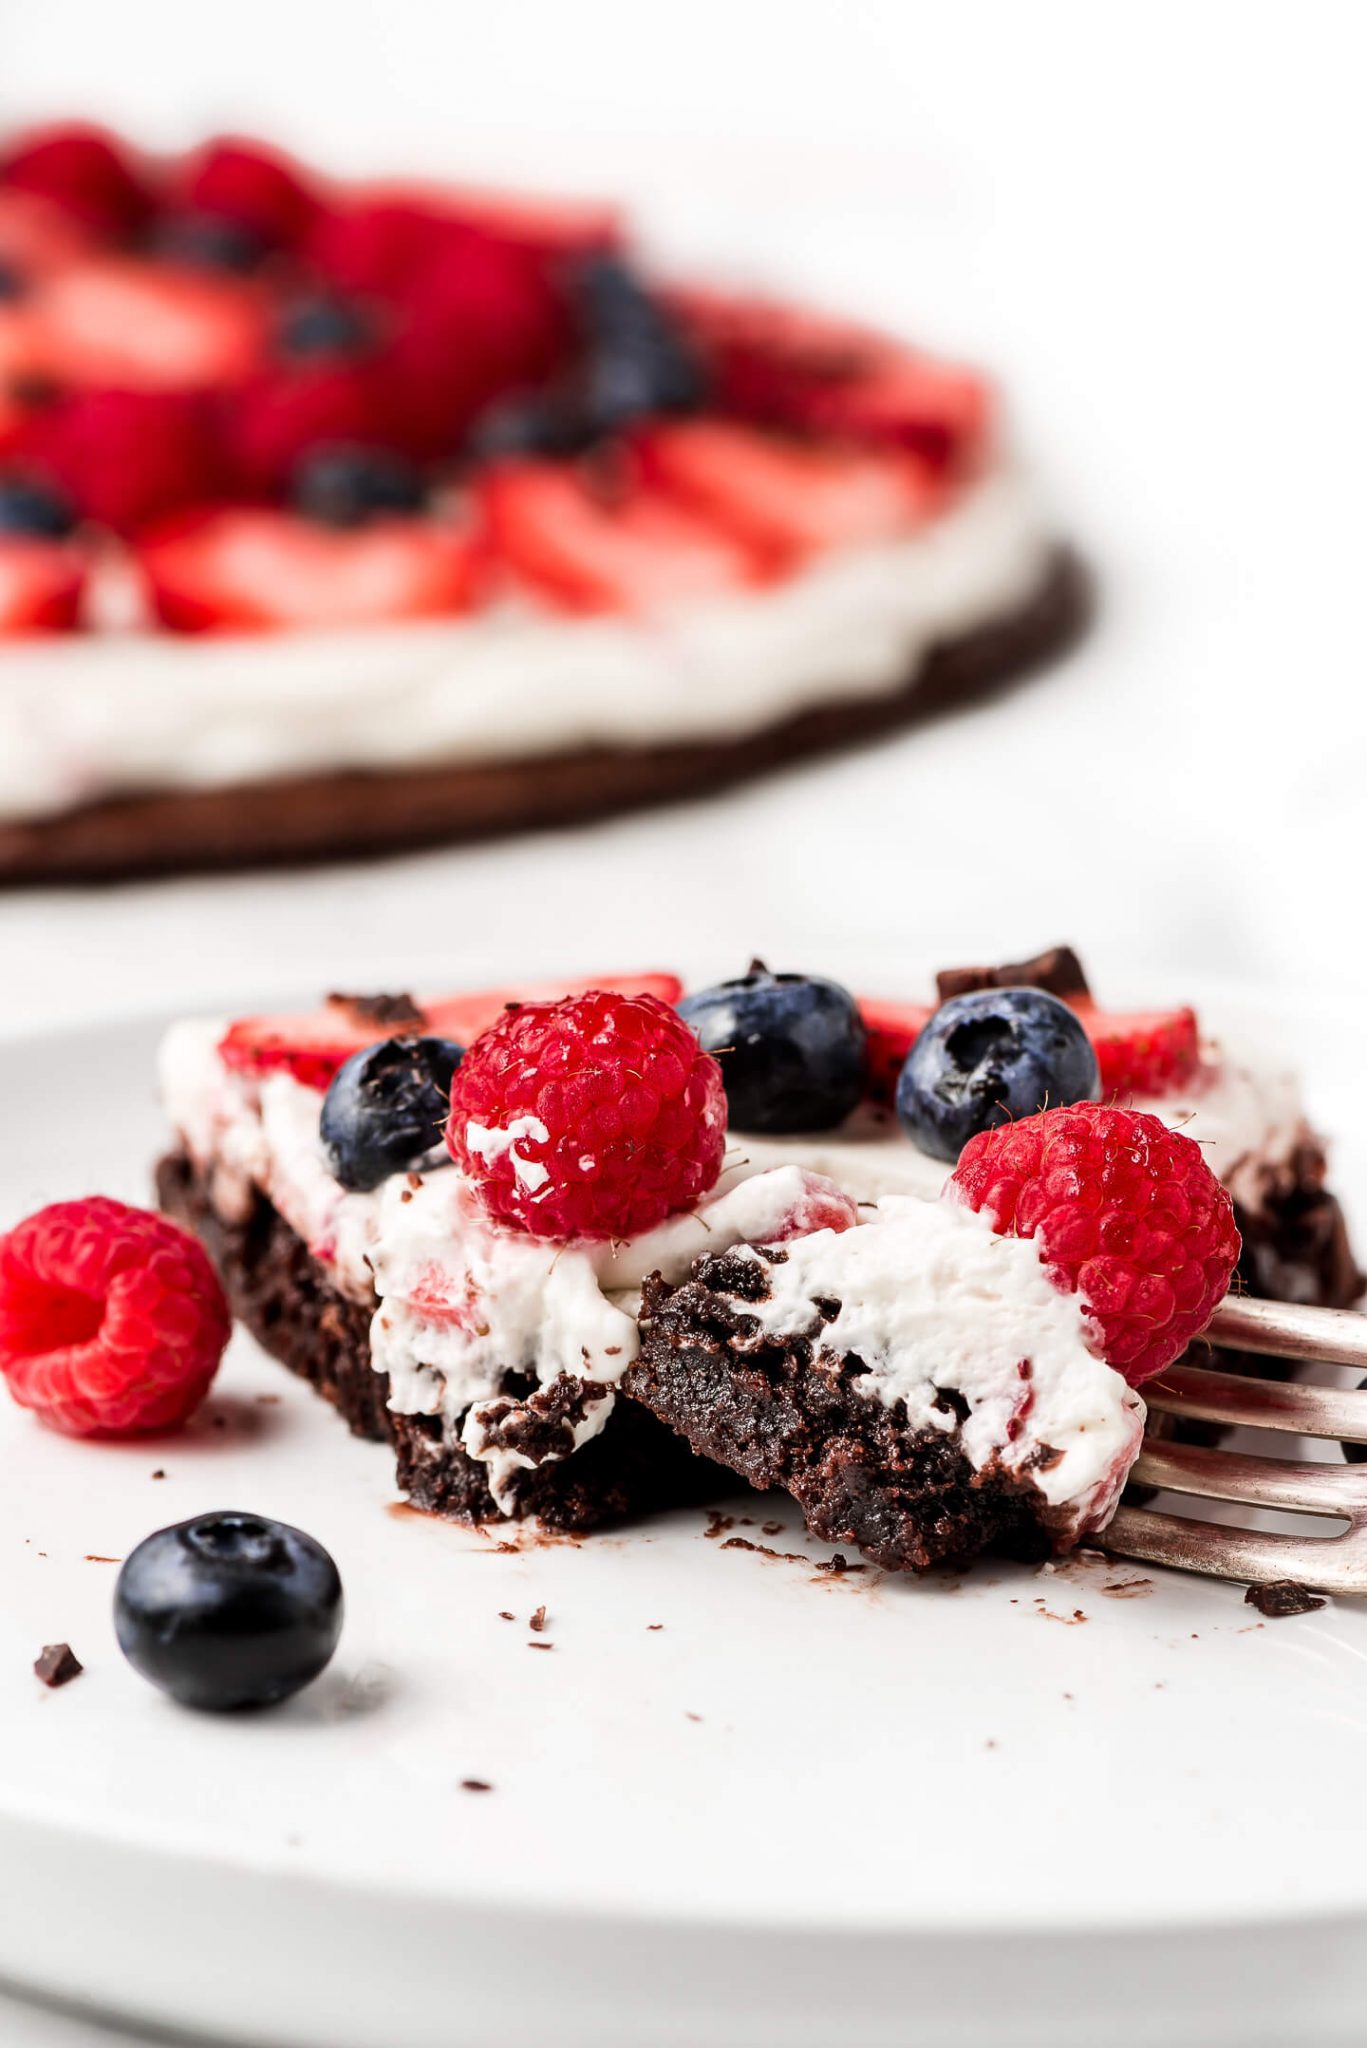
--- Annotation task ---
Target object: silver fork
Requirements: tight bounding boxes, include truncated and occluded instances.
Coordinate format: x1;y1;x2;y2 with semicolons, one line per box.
1104;1295;1367;1595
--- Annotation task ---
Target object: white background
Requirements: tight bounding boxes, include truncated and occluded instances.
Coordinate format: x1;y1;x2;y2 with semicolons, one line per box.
0;3;1364;2040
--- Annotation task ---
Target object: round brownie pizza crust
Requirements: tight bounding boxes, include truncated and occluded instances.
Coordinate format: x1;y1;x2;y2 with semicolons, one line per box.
0;548;1090;886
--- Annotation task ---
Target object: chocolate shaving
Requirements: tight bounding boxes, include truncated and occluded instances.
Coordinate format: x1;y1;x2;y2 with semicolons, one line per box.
1245;1580;1325;1618
34;1643;82;1688
326;990;426;1030
529;1605;548;1633
460;1779;493;1793
936;945;1090;1005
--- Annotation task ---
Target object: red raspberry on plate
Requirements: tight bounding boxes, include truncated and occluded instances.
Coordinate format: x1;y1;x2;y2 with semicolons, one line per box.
949;1102;1240;1387
0;1198;231;1437
175;135;319;249
446;991;727;1241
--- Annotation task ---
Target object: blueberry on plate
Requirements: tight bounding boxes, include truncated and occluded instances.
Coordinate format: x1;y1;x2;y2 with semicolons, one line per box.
291;443;427;528
896;986;1099;1162
0;474;78;540
114;1512;343;1711
320;1035;463;1191
678;967;866;1133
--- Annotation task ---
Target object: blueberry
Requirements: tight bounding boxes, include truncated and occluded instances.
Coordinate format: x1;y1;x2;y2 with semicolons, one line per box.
896;987;1100;1162
291;443;427;528
276;294;373;359
678;967;865;1133
0;473;77;540
114;1512;343;1711
464;389;598;462
151;211;268;273
320;1035;463;1191
571;255;706;429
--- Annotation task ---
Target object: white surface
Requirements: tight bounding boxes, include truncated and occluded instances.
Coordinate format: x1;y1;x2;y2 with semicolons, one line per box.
0;989;1361;2048
1;4;1365;2042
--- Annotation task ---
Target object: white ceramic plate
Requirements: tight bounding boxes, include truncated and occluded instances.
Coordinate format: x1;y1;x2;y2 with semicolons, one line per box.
0;990;1365;2048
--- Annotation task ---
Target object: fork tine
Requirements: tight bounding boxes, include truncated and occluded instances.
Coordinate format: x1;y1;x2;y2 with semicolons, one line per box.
1104;1504;1367;1595
1131;1439;1367;1516
1207;1295;1367;1367
1143;1363;1367;1442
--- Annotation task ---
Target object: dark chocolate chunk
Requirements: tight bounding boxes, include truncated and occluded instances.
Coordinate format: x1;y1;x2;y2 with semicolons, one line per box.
935;945;1091;1006
34;1643;83;1688
1245;1580;1326;1618
326;991;426;1030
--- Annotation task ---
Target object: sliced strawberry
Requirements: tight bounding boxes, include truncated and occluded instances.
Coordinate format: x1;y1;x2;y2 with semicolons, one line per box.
440;185;621;258
0;538;85;634
0;124;155;240
219;974;685;1090
677;288;992;476
638;420;941;556
1069;1002;1201;1100
136;507;482;633
29;259;267;391
480;462;772;613
813;354;992;473
857;997;934;1106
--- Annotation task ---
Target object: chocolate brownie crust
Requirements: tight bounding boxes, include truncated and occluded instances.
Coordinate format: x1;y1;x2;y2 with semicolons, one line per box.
628;1252;1055;1573
156;1149;725;1533
156;1150;392;1442
2;549;1088;885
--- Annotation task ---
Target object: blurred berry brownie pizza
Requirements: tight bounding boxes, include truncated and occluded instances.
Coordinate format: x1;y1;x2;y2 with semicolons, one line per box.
0;123;1085;882
154;948;1360;1568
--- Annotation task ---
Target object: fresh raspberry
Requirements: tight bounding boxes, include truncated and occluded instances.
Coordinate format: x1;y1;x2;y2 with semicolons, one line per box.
949;1102;1240;1386
446;991;727;1241
220;360;384;494
21;389;224;533
0;1198;231;1437
0;124;155;240
1068;1002;1201;1099
175;136;319;248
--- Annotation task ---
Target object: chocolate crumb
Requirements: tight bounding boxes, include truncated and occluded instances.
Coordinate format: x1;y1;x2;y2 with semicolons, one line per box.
498;1611;515;1621
461;1779;493;1793
151;1469;166;1480
647;1623;663;1631
84;1554;120;1564
704;1511;736;1539
685;1712;703;1723
761;1520;784;1537
527;1640;555;1652
327;990;425;1029
1245;1580;1326;1619
529;1605;548;1633
34;1643;82;1688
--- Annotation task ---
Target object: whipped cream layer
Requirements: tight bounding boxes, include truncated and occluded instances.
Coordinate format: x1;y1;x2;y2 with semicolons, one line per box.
721;1195;1145;1541
3;466;1049;823
728;1042;1311;1214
